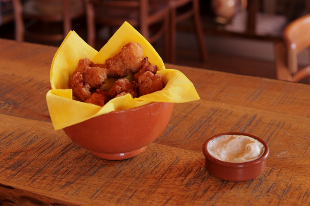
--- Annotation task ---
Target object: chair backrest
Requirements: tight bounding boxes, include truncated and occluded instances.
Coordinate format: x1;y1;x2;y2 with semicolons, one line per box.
87;0;146;34
275;14;310;83
283;14;310;74
13;0;84;42
84;0;169;46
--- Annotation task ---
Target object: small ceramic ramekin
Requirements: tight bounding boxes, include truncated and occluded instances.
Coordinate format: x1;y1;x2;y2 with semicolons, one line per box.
202;132;269;182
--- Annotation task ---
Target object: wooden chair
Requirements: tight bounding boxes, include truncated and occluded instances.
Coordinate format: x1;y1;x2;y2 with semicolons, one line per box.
275;14;310;82
169;0;207;63
12;0;84;43
84;0;170;61
0;0;15;26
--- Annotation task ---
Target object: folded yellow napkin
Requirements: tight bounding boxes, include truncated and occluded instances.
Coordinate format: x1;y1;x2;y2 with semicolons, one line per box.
46;22;200;130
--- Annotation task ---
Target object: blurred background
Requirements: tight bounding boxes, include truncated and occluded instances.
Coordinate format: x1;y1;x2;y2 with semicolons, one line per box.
0;0;309;82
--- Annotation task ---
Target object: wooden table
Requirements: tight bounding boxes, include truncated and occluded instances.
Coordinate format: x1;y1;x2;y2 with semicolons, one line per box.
1;39;310;206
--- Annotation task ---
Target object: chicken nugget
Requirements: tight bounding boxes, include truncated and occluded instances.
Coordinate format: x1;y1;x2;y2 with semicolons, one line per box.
105;53;129;78
138;71;165;96
134;57;158;81
108;78;137;98
70;58;108;101
70;59;92;101
84;66;107;88
120;42;143;73
77;58;92;71
70;71;91;101
105;42;143;78
85;89;110;107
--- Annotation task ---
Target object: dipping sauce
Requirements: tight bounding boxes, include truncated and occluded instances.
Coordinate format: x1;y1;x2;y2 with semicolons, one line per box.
207;135;265;163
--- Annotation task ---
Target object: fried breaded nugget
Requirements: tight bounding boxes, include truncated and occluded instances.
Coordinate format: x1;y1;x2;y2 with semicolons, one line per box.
70;58;108;101
138;71;165;96
120;42;143;73
105;53;129;77
105;42;143;78
70;70;91;101
134;57;158;81
108;79;137;98
77;57;92;71
85;89;110;107
84;66;107;88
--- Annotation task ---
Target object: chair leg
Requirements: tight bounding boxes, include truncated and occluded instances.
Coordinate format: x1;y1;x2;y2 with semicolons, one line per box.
163;12;170;63
13;0;24;41
192;0;207;61
139;0;149;41
274;42;292;81
84;0;95;47
62;0;71;37
169;7;177;64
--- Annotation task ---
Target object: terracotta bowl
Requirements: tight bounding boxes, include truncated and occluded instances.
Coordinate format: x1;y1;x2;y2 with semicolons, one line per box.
63;102;174;160
202;132;269;182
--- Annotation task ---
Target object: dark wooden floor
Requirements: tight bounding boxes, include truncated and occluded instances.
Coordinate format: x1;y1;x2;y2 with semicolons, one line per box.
0;21;277;80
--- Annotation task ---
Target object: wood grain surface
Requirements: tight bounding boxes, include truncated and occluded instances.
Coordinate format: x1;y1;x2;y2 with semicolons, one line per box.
1;39;310;205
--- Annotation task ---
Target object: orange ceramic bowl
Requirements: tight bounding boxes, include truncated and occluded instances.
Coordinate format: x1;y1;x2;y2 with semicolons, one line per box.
202;132;269;181
63;102;174;160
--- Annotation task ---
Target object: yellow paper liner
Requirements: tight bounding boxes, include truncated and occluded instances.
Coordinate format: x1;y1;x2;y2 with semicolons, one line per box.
46;22;200;130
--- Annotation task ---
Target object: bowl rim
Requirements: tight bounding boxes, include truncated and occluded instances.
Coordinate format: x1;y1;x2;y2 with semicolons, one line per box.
202;132;269;168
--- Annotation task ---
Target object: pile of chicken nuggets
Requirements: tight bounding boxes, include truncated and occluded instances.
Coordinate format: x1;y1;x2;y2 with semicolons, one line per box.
69;42;165;106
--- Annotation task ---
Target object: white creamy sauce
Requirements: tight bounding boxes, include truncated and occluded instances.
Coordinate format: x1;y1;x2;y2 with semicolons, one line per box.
207;135;265;163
